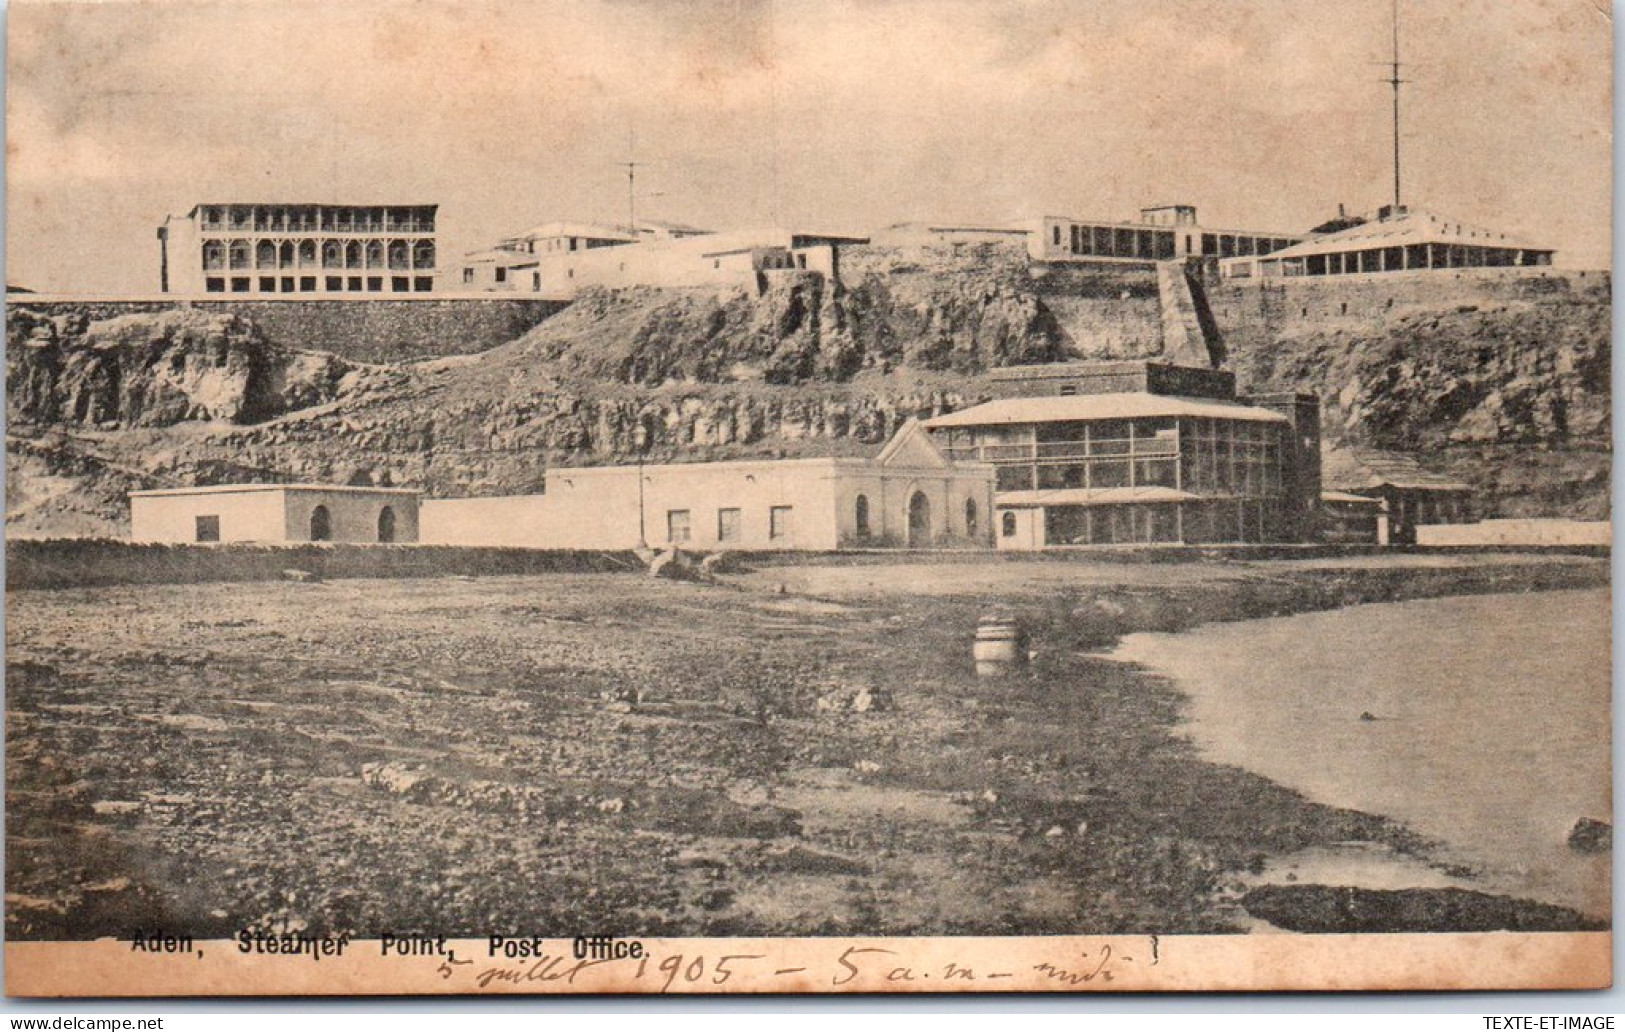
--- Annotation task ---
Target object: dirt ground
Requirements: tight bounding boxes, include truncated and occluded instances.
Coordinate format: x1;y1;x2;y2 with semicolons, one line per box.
5;553;1609;940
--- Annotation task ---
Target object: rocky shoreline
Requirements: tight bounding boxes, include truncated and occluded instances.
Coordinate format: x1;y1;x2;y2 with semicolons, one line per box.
5;553;1609;940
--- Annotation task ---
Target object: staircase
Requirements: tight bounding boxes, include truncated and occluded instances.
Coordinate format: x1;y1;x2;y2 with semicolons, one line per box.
1156;260;1225;367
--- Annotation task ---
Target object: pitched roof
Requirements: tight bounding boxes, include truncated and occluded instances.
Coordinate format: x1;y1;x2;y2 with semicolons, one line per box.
922;392;1289;429
1322;448;1474;492
1239;209;1549;264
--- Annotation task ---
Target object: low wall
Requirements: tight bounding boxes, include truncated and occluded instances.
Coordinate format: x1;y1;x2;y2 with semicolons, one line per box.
6;296;568;363
6;539;640;591
1417;519;1613;547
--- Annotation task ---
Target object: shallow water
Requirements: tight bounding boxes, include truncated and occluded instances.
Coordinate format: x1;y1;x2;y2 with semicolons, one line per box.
1113;588;1611;918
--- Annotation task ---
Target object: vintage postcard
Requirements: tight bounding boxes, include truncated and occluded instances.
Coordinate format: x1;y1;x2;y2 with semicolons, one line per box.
3;0;1612;997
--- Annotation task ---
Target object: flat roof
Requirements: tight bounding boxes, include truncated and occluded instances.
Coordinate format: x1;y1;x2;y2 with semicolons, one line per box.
181;202;438;217
1039;214;1302;239
995;486;1200;508
130;484;421;498
923;393;1290;428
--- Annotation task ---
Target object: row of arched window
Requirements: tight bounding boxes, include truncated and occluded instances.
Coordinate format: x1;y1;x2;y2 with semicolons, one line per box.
308;505;397;543
202;239;435;273
852;494;979;539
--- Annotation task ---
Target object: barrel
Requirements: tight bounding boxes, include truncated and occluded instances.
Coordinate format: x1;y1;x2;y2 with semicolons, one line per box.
973;617;1028;677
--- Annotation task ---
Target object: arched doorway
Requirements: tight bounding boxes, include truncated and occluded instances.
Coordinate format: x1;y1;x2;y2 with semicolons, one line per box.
310;505;332;541
965;498;979;539
377;506;395;543
907;491;932;547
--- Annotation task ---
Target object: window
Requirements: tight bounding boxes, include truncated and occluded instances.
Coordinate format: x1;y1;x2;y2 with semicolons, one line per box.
495;267;507;283
205;277;225;293
367;277;382;292
230;277;250;293
392;276;409;292
259;277;277;292
326;276;343;291
348;276;364;291
769;506;792;541
666;509;691;544
309;505;332;541
377;506;396;543
965;498;978;537
1058;384;1078;396
1001;511;1017;538
532;272;541;290
300;276;317;292
281;276;295;293
462;268;474;284
854;495;871;538
415;277;434;292
717;508;741;543
195;514;220;542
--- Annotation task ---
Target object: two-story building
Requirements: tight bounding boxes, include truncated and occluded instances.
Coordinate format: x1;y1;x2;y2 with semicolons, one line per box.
924;361;1322;548
158;203;440;296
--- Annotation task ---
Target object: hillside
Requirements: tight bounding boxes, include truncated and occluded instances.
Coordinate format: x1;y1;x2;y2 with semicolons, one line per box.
5;247;1611;536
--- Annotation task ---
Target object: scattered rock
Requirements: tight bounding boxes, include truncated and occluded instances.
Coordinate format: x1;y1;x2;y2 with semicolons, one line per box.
1568;817;1611;854
1241;885;1606;933
90;801;142;816
759;844;870;876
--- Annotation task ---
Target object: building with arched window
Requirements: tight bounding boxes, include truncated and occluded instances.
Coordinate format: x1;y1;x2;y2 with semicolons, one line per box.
157;203;440;296
129;485;420;544
420;421;994;551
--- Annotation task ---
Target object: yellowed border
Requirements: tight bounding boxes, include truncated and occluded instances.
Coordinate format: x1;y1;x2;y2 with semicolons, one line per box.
6;933;1611;996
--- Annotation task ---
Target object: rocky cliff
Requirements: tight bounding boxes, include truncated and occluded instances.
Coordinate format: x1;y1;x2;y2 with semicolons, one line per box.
6;248;1611;535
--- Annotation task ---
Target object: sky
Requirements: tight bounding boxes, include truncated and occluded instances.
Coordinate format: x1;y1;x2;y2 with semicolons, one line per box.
4;0;1613;293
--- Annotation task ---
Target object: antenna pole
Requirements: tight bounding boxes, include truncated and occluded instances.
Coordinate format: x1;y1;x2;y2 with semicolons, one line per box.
1388;0;1404;209
616;130;643;237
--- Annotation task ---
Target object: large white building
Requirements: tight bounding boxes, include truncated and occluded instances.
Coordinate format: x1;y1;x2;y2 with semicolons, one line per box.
158;203;441;296
1218;207;1556;280
1027;204;1304;266
460;221;868;298
421;422;994;551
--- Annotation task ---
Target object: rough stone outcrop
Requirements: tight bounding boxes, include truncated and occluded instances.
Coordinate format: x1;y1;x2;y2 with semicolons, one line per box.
7;307;361;429
5;252;1612;535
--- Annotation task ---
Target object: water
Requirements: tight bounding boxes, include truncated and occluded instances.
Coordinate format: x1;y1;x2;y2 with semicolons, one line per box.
1112;588;1612;919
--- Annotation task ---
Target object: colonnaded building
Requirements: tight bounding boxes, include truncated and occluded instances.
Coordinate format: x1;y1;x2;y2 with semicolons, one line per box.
1218;206;1555;280
157;203;441;296
923;361;1322;548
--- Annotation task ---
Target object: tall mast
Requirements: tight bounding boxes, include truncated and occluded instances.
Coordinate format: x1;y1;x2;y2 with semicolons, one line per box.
1385;0;1407;209
617;130;642;236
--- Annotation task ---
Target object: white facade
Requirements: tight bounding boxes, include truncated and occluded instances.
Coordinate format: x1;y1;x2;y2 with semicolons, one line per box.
1028;205;1302;266
159;203;441;296
130;485;421;544
422;422;994;551
1218;208;1556;280
461;225;867;299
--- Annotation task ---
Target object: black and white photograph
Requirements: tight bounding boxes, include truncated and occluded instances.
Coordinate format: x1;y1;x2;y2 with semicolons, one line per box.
2;0;1612;995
